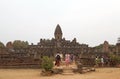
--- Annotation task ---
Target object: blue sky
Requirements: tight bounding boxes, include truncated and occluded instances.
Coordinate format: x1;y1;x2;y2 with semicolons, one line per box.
0;0;120;47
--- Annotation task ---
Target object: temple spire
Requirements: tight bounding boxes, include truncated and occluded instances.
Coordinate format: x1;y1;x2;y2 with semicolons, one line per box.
54;24;63;40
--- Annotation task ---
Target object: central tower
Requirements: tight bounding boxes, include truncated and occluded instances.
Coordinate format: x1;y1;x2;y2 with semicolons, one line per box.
54;24;63;40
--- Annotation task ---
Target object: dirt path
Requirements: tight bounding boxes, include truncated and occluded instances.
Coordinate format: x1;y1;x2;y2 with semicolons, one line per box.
0;68;120;79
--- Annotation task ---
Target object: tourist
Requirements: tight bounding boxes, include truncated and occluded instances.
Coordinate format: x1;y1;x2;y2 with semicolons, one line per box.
104;56;109;66
65;53;70;66
101;56;104;67
55;53;61;66
70;54;74;64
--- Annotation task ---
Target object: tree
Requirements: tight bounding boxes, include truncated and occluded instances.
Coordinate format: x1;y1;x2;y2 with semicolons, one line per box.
21;41;29;48
0;41;5;48
13;40;29;49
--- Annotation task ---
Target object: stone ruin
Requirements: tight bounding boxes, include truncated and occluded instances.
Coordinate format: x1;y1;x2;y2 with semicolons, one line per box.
0;24;120;68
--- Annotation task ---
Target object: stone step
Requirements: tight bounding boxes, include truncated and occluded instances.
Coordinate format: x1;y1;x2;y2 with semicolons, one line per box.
62;67;75;75
63;69;73;73
62;72;74;75
53;62;78;75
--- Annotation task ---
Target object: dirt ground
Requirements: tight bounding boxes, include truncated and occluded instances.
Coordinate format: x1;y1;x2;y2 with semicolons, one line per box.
0;68;120;79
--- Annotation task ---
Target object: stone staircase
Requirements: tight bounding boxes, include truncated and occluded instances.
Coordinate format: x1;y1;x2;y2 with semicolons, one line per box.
62;67;75;75
53;61;77;75
53;61;95;75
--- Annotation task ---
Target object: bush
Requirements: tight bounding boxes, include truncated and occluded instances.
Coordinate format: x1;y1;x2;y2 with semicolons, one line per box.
95;58;101;66
41;56;53;71
109;54;120;66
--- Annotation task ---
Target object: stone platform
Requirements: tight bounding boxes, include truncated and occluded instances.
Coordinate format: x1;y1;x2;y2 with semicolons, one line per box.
53;61;95;75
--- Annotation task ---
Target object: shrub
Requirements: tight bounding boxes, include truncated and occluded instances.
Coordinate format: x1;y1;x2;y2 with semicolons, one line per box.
41;56;53;71
95;58;101;65
109;54;120;66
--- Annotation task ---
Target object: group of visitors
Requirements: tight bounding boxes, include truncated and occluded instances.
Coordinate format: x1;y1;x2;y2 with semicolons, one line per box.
55;53;75;67
65;53;74;66
95;55;109;67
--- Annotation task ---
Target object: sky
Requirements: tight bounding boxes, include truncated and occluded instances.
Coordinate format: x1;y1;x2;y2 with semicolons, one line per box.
0;0;120;47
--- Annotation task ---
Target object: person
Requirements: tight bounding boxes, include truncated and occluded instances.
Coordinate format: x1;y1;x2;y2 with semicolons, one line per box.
95;56;100;67
70;54;74;64
65;53;70;66
55;53;61;66
101;56;104;67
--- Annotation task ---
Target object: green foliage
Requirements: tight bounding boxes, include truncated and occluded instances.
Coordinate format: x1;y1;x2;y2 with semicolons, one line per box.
13;40;29;49
95;44;103;49
41;56;53;71
95;58;101;64
0;41;5;48
109;54;120;65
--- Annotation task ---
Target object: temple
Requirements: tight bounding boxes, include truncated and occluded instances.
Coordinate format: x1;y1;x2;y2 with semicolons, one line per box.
0;24;120;68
